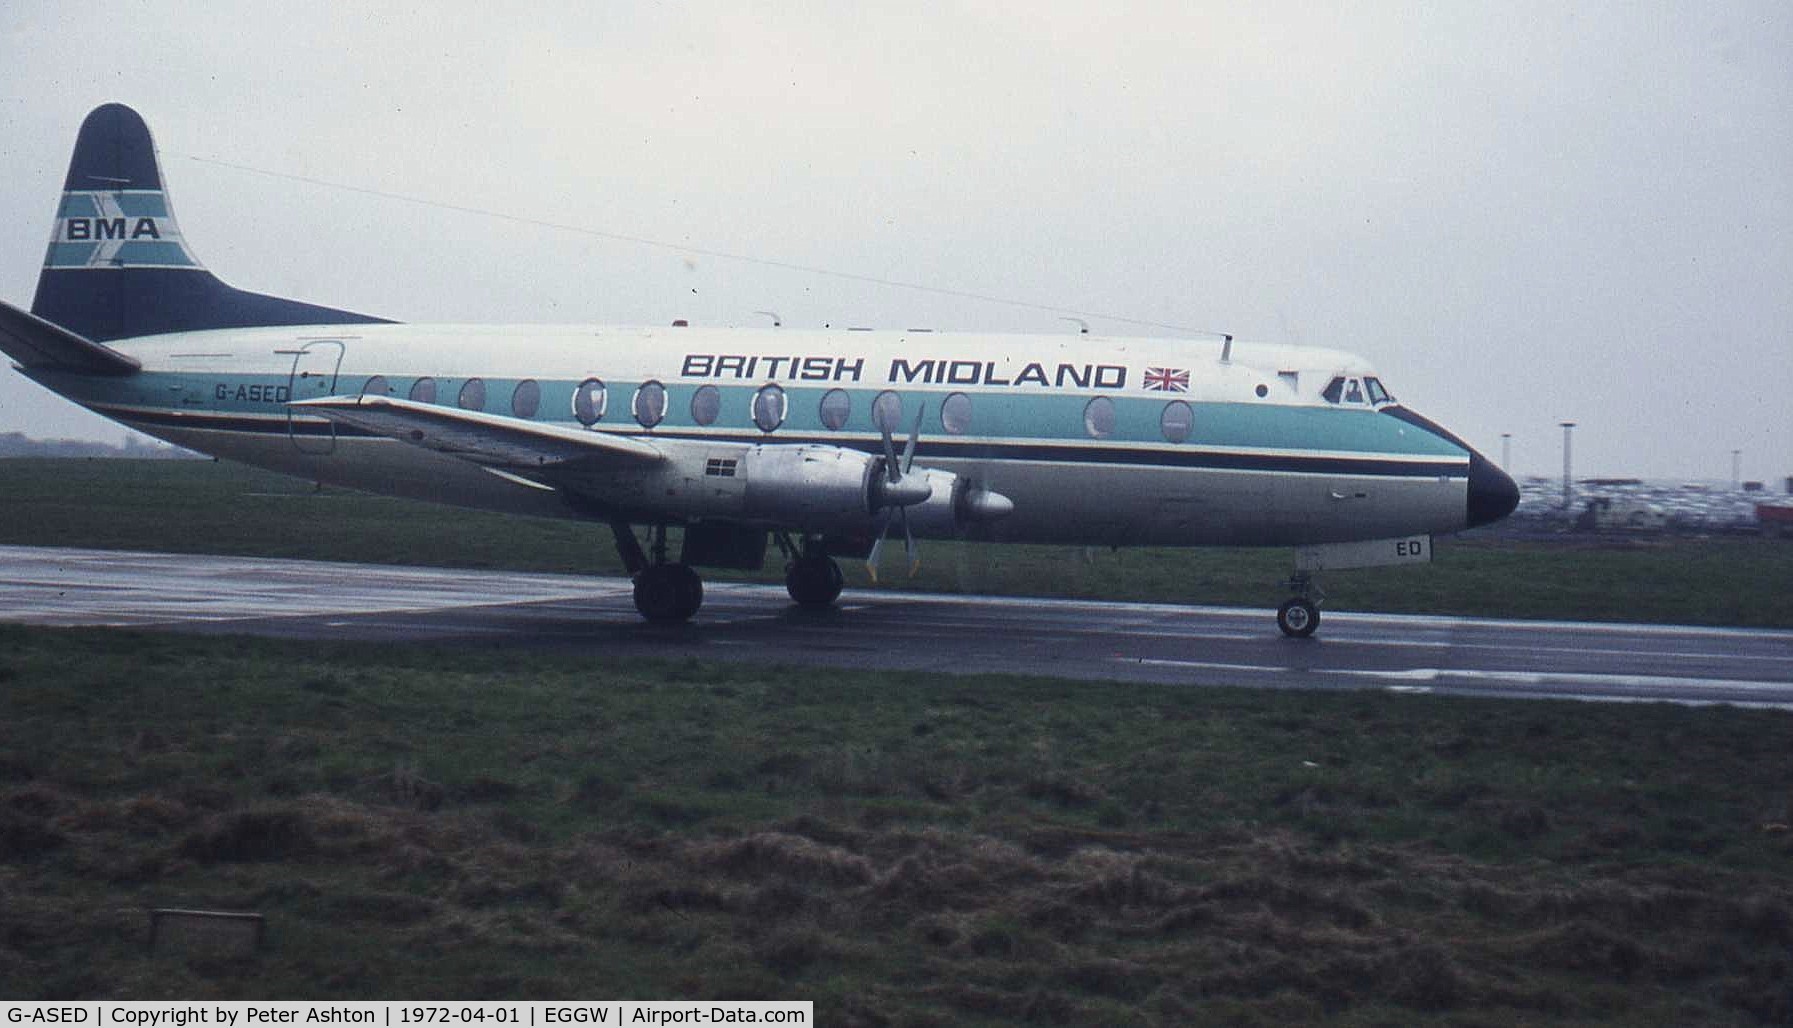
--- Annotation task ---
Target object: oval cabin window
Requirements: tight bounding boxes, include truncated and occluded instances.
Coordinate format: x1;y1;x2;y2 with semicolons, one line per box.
573;378;606;425
633;381;666;428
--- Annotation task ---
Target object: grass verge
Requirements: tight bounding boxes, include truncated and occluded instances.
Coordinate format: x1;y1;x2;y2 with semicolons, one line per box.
2;457;1790;627
2;625;1790;1023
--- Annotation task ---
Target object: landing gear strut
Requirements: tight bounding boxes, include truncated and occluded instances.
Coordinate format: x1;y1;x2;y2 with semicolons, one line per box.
778;534;844;608
1276;571;1323;638
613;522;703;623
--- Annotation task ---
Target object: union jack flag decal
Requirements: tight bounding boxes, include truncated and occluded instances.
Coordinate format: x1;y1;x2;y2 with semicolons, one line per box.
1143;367;1189;392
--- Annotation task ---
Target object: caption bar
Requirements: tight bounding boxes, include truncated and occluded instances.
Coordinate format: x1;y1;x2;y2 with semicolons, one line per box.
4;1004;810;1027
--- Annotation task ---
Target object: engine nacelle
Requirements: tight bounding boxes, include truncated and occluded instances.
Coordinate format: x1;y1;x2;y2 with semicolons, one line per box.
740;444;881;526
894;468;965;537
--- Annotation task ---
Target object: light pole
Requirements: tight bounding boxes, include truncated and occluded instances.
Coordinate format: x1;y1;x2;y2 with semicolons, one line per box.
1501;433;1512;471
1732;449;1741;491
1559;422;1576;510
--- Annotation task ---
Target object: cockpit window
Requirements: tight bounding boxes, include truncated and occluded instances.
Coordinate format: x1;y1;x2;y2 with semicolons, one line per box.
1323;374;1391;406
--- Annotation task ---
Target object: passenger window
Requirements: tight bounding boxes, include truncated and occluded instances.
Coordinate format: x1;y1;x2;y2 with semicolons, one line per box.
573;378;606;425
458;378;486;411
408;377;437;404
690;385;721;426
818;389;851;431
633;381;666;428
1083;396;1115;439
362;375;390;398
1160;400;1193;443
1344;379;1364;404
940;392;972;435
1321;377;1344;404
871;390;902;433
752;384;786;432
511;379;540;418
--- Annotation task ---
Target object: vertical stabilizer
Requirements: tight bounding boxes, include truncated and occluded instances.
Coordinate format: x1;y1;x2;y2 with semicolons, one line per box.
30;103;391;342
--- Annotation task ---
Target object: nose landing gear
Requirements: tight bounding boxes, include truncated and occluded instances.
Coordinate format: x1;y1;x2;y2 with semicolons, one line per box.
1276;571;1323;638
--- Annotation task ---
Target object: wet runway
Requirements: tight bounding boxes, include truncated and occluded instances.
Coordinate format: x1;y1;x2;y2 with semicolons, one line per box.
3;544;1790;708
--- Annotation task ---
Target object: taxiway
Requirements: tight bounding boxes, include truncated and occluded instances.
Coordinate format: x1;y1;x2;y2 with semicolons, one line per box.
2;545;1789;708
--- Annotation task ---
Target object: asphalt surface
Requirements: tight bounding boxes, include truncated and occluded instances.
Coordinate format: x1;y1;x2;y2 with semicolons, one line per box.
3;544;1790;708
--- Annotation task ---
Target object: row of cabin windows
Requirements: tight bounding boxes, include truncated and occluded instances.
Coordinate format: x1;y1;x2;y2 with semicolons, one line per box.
361;375;1202;443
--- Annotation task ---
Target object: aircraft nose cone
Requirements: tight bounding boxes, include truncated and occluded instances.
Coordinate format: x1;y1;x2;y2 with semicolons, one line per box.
1466;451;1520;528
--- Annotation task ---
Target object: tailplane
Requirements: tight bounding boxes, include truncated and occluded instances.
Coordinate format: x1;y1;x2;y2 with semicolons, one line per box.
30;103;391;342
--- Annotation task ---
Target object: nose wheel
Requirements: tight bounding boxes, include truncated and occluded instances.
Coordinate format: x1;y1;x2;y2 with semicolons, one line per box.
1276;597;1320;637
1276;572;1323;638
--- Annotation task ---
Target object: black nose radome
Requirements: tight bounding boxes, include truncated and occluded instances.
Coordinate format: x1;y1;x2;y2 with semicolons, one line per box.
1466;450;1520;528
1380;406;1520;530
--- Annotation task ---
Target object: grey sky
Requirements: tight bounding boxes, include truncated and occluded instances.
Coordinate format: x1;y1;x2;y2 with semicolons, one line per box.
1;2;1787;481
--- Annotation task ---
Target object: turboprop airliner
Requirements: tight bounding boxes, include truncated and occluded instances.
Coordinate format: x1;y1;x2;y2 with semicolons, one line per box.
0;104;1518;636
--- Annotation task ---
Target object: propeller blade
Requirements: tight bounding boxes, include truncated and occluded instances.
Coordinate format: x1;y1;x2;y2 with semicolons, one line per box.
879;415;901;484
900;403;925;474
901;506;921;578
864;509;893;583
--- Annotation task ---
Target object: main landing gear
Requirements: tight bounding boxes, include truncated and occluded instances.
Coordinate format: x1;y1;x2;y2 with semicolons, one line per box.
777;533;845;608
613;522;703;623
1276;571;1323;638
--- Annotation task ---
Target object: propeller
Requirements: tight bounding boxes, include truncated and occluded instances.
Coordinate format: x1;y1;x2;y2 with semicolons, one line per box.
866;403;928;582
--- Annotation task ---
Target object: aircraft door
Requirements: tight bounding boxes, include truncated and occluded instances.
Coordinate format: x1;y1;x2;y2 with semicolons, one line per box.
286;340;345;454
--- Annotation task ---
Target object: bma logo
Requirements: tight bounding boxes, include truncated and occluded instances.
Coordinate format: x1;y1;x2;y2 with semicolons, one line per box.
65;217;162;241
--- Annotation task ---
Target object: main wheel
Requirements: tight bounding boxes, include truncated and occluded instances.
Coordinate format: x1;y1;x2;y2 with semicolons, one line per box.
634;563;703;622
785;555;845;607
1276;598;1320;638
671;563;703;620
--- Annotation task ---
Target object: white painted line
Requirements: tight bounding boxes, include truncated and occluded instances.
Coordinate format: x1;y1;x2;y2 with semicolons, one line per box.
1331;666;1793;692
1119;657;1793;694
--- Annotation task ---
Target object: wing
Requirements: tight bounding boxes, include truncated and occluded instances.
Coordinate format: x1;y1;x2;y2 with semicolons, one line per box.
291;394;663;471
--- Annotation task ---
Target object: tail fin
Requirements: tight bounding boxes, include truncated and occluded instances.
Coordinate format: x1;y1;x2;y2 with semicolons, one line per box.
30;103;392;342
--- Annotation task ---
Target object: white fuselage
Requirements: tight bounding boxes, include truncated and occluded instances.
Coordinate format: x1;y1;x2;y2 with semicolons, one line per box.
31;323;1475;547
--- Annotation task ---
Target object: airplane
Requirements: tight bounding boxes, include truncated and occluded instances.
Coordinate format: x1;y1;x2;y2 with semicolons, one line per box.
0;103;1518;637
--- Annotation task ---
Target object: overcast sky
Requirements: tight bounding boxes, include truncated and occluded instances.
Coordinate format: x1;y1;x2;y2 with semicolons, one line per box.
1;2;1788;481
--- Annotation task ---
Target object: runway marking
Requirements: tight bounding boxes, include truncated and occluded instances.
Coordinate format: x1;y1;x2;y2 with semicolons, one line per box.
1128;658;1297;674
1330;667;1793;693
1121;657;1792;697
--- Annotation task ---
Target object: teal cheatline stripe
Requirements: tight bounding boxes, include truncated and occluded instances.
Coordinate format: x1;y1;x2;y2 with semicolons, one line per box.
44;242;99;267
114;193;169;218
113;241;196;266
57;194;100;218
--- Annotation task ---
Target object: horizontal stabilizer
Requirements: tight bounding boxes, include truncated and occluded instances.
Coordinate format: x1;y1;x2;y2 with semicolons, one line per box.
292;395;664;470
0;298;140;376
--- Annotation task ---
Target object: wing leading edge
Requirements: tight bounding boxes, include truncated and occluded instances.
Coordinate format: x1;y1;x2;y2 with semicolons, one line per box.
291;395;664;471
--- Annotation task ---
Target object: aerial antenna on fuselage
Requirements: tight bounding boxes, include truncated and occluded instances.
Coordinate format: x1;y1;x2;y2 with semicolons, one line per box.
1060;317;1089;335
1221;333;1234;364
754;310;782;327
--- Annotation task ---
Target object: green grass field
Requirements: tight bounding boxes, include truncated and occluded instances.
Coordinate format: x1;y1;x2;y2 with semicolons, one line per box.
2;625;1791;1023
2;457;1790;626
3;457;1791;1022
